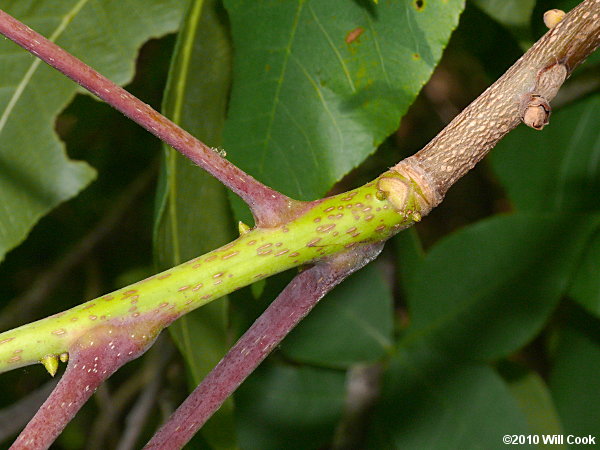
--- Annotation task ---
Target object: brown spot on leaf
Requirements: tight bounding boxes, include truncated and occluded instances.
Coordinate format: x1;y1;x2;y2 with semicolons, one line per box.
345;27;364;44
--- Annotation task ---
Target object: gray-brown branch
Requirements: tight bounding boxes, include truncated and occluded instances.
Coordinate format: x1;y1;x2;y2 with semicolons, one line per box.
397;0;600;203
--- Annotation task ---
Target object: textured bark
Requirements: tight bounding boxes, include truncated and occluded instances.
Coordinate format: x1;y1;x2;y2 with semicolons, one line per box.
397;0;600;202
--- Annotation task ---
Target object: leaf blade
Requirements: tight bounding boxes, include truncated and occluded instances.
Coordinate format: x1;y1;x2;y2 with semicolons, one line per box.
403;213;598;361
0;0;188;263
368;344;531;449
222;0;464;200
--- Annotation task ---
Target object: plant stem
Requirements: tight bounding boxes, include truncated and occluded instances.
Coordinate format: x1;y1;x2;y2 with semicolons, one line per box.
10;318;164;450
144;243;383;449
0;0;597;382
0;1;598;447
0;8;295;227
0;171;426;374
400;0;600;200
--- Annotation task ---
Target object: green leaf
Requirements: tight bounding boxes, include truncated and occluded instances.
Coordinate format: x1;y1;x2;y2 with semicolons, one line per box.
471;0;536;46
403;213;598;361
153;0;236;447
501;363;565;447
281;263;393;368
491;94;600;213
569;225;600;317
394;227;424;297
0;0;188;263
472;0;535;28
222;0;464;200
367;344;531;449
235;363;346;450
550;321;600;438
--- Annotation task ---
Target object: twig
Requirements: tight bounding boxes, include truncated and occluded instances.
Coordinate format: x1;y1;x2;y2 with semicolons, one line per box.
143;2;600;445
0;9;296;228
116;339;173;450
333;363;383;449
144;243;383;449
398;0;600;202
87;336;174;450
0;1;598;448
10;317;166;450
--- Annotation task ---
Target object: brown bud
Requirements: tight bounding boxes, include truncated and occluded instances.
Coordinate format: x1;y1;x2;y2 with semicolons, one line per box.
522;95;551;130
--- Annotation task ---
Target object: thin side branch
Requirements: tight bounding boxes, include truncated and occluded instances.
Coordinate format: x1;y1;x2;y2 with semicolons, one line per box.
0;9;296;228
10;317;165;450
144;243;383;449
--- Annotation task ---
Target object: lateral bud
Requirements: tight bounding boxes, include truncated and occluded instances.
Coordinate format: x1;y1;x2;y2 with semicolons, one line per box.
238;221;251;235
40;355;59;377
543;9;565;29
521;94;551;130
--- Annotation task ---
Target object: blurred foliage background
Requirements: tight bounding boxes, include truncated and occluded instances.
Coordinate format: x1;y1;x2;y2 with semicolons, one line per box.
0;0;598;448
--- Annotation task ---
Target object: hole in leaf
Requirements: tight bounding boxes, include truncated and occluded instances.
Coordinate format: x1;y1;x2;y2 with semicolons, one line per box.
414;0;425;10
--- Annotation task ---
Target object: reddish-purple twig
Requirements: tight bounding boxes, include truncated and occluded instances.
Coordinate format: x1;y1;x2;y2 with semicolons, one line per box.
0;9;295;227
10;317;168;450
144;243;383;449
